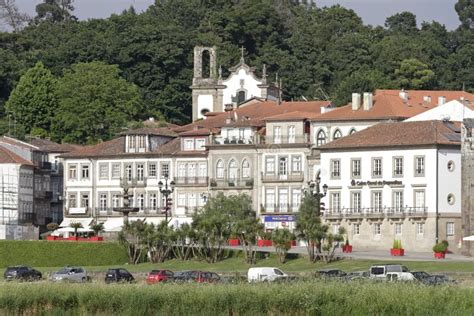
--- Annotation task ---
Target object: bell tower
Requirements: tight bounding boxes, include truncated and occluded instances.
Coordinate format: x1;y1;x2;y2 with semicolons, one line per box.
191;46;224;121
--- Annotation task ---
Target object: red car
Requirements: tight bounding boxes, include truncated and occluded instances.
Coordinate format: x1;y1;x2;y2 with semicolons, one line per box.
146;270;174;284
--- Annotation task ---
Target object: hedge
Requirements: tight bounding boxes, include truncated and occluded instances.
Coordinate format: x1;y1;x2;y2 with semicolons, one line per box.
0;240;128;268
0;282;472;315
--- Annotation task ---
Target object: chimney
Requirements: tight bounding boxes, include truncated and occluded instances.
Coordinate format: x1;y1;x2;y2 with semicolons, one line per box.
351;93;361;111
423;96;431;103
363;92;373;111
399;90;408;102
438;96;446;106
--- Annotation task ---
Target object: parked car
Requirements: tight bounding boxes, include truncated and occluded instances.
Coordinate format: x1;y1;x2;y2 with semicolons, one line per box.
174;271;220;283
369;264;409;279
105;268;135;284
4;266;42;281
422;275;456;286
315;269;347;279
386;272;416;282
50;267;87;283
411;271;432;282
146;270;174;284
248;267;288;283
345;271;370;281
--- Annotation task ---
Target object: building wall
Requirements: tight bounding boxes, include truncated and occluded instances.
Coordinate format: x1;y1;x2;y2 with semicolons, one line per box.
311;121;375;144
222;68;263;107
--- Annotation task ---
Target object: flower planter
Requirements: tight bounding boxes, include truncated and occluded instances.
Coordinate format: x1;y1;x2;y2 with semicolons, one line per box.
390;248;405;256
228;239;240;246
342;245;353;253
434;251;445;259
68;236;78;241
291;240;297;247
46;236;57;241
257;239;273;247
89;236;104;242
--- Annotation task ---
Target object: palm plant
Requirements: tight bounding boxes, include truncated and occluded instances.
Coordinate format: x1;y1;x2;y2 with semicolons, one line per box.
90;223;104;236
69;222;83;238
271;229;294;263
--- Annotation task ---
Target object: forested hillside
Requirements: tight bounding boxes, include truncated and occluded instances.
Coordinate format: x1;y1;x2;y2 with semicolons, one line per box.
0;0;472;144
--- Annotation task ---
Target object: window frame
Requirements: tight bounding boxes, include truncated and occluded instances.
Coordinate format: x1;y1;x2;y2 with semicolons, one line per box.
414;156;425;177
351;158;361;179
372;157;383;178
330;159;341;179
393;156;404;177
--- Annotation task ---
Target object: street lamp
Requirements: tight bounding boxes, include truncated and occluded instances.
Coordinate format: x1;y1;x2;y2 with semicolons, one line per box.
158;176;175;223
307;174;328;216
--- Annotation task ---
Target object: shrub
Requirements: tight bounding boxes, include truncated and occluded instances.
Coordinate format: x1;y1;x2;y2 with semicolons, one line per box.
433;242;448;253
392;239;402;249
46;222;59;231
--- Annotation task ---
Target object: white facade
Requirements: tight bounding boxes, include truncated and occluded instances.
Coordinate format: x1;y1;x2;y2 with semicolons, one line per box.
406;100;474;122
221;68;264;109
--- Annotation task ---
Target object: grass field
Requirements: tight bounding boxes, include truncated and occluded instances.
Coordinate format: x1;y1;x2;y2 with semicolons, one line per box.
0;281;472;315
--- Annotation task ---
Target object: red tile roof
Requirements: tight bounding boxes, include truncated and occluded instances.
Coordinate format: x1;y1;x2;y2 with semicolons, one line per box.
319;120;461;150
313;90;474;122
0;146;33;165
0;136;38;150
264;111;321;121
30;138;83;153
119;127;177;137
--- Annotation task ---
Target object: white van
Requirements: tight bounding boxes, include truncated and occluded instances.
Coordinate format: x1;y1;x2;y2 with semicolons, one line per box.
247;267;288;282
370;264;409;279
386;272;416;282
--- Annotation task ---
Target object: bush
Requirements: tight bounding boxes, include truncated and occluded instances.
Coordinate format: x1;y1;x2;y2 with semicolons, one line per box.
392;239;402;249
433;241;448;253
0;240;128;267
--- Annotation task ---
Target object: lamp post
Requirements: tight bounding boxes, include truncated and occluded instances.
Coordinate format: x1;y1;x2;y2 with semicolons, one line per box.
158;176;175;223
307;175;328;216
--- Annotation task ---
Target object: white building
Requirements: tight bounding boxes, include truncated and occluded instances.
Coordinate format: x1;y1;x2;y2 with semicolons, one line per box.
319;120;462;253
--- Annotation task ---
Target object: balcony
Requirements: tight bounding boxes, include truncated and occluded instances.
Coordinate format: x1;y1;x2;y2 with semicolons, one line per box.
211;136;258;145
34;190;53;199
120;177;147;187
19;212;36;224
261;134;310;145
322;207;428;219
174;177;208;187
261;173;304;183
210;178;254;190
261;204;299;214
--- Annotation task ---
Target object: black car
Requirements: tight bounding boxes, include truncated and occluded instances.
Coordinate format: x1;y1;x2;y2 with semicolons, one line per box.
411;271;431;282
104;268;135;284
4;266;42;281
315;269;347;279
173;270;196;283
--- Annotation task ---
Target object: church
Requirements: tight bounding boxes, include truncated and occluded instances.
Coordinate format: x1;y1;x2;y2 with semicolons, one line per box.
191;46;279;121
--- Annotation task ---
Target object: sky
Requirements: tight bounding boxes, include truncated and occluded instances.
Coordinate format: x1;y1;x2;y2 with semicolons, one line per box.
11;0;462;30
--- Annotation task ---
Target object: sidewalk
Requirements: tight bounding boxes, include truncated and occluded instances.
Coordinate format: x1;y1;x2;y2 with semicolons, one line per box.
226;245;474;262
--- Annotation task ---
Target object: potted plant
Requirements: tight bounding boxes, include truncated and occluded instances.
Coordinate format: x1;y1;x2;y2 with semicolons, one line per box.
90;223;104;241
69;222;83;241
433;240;449;259
390;239;404;256
228;234;240;246
257;232;273;247
210;179;217;187
46;222;59;240
342;238;352;253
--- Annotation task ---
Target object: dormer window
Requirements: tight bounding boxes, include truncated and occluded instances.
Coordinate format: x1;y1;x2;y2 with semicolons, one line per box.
182;138;206;151
126;135;148;153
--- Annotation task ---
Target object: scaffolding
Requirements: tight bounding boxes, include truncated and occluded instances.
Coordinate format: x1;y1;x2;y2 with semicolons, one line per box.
0;170;19;225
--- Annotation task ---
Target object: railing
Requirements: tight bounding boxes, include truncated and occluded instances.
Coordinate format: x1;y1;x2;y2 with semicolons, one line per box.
212;136;258;145
120;177;147;187
323;207;428;218
174;177;208;186
210;178;254;189
261;204;299;213
34;190;53;199
261;173;304;182
19;212;36;224
261;134;310;145
95;207;165;216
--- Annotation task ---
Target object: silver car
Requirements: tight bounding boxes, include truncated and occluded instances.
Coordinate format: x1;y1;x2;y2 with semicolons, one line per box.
50;267;87;283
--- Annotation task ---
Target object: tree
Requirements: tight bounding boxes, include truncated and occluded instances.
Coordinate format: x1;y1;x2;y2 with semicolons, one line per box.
34;0;76;24
69;222;83;238
455;0;474;29
172;223;195;261
52;61;142;144
90;222;104;237
271;228;294;263
295;192;327;262
320;226;346;263
5;62;59;138
385;12;418;34
118;219;148;264
0;0;30;32
146;221;174;263
395;58;436;89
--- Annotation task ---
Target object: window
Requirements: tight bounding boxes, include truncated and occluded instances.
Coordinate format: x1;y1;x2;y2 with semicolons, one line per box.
228;159;238;180
149;193;158;210
353;224;360;235
112;194;121;208
265;188;275;212
447;160;455;172
195;138;205;150
184;139;194;151
333;129;342;140
447;194;455;205
288;125;296;143
111;163;121;179
279;157;288;176
372;191;383;213
414;156;425;176
414;190;425;210
446;222;454;237
265;157;275;174
138;135;147;151
292;188;302;211
216;160;224;179
393;157;403;177
80;193;89;208
395;223;402;235
136;164;144;181
81;165;89;179
148;163;157;178
274;126;281;144
198;163;207;178
178;163;186;178
349;128;357;135
188;163;196;178
393;191;404;212
292;156;302;173
279;188;288;212
242;160;250;178
68;193;77;208
351;159;361;178
125;164;133;181
237;90;246;104
372;158;382;177
330;159;340;179
177;193;186;207
316;130;326;146
136;193;144;211
161;163;169;178
330;192;341;213
68;164;77;180
188;193;197;210
374;223;381;235
351;192;361;213
99;193;107;211
128;135;136;151
416;223;424;235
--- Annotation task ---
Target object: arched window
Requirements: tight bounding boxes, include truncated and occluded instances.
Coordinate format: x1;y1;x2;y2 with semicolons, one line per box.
237;90;246;104
333;129;342;140
216;160;224;179
202;50;210;78
316;130;326;146
242;159;250;178
228;159;238;180
349;128;357;135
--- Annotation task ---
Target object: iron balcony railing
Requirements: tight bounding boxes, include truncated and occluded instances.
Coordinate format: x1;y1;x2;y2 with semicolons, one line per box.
323;207;428;218
174;177;208;186
261;134;310;145
210;178;254;189
261;204;300;213
261;173;304;182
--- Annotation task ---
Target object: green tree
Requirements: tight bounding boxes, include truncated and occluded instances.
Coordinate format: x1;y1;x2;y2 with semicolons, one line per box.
34;0;76;24
385;12;418;34
271;228;294;263
320;226;346;263
52;61;142;144
69;221;83;238
90;222;104;237
172;223;195;261
455;0;474;29
146;221;174;263
395;58;436;89
118;219;148;264
5;61;58;138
